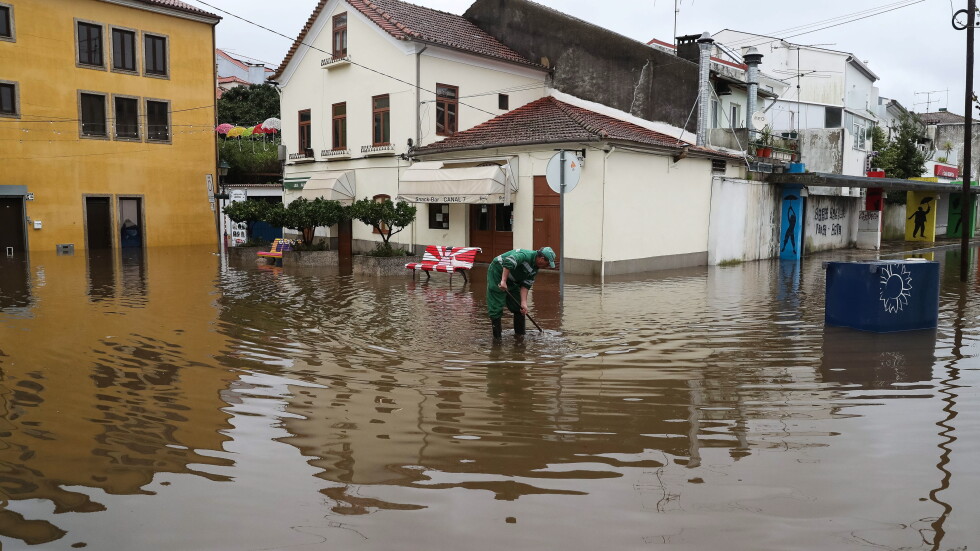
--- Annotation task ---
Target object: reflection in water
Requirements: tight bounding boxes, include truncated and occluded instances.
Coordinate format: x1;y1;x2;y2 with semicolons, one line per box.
820;327;936;388
0;246;979;549
0;256;31;311
86;250;115;302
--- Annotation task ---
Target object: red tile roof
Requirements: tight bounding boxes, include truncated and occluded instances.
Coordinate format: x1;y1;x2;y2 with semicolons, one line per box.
218;76;250;85
920;111;966;125
217;49;250;71
414;97;722;155
271;0;537;80
135;0;219;19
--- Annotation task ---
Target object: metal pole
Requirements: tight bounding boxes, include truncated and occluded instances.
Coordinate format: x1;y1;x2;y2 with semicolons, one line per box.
559;149;565;299
962;0;975;282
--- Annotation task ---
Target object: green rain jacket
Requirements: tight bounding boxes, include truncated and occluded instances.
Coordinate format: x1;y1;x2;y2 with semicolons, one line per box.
491;249;540;289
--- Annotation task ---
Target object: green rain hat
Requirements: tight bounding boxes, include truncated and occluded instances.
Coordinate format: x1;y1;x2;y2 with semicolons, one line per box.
538;247;556;268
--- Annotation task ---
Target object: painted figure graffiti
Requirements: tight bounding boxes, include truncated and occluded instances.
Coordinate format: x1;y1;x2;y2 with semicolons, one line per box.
781;203;798;254
908;204;931;238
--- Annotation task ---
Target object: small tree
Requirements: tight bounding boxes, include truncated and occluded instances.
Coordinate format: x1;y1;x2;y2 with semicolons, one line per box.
349;197;417;255
223;199;271;242
267;197;346;247
877;113;926;179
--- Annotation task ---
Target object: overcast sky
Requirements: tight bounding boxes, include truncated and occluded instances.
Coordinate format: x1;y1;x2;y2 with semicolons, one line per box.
191;0;977;116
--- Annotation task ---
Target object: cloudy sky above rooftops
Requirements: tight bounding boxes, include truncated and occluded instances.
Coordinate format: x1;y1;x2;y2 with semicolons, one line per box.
191;0;977;118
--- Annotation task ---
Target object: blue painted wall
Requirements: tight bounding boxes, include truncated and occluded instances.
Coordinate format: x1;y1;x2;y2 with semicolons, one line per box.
779;186;803;260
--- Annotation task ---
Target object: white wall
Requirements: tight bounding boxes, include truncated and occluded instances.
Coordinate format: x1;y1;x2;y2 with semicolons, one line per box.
599;150;713;262
708;177;779;264
804;194;860;252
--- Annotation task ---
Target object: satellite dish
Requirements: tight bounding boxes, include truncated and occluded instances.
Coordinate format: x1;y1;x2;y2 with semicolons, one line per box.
751;111;767;131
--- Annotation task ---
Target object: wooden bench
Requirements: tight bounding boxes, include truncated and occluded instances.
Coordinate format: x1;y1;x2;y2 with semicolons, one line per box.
406;245;482;282
257;238;294;265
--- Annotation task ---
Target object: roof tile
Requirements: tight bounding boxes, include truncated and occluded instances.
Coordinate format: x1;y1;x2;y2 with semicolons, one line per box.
135;0;219;18
413;97;722;155
272;0;536;80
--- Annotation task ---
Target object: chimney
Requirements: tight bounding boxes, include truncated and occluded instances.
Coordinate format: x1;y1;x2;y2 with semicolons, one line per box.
696;32;713;147
744;47;764;134
676;33;702;63
247;63;266;84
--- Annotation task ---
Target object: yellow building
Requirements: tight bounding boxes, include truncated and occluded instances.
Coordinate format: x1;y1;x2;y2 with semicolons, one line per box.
0;0;220;254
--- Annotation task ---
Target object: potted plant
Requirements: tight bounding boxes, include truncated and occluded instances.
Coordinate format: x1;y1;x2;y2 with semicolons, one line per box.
755;125;774;158
349;197;420;276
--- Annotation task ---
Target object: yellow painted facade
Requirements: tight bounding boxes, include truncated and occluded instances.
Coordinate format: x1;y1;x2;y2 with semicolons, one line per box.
0;0;220;253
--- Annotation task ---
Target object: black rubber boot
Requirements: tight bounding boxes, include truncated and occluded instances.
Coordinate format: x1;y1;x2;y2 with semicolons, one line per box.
491;317;502;340
513;313;526;336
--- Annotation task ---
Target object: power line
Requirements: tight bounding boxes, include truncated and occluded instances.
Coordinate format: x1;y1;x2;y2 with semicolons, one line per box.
735;1;924;49
720;0;924;48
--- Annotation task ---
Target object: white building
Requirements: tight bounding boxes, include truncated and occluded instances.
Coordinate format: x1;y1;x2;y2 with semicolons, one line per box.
216;49;274;97
270;0;549;255
713;30;880;179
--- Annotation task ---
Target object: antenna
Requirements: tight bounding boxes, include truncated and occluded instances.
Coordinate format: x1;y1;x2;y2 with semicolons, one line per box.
674;0;680;46
913;89;950;113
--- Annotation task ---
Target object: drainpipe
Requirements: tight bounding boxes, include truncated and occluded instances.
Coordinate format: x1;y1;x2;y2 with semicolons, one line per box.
744;47;763;139
416;45;427;148
696;32;714;147
601;146;616;283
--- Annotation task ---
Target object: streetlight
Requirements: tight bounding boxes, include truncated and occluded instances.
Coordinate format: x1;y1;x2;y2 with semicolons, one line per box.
215;159;231;200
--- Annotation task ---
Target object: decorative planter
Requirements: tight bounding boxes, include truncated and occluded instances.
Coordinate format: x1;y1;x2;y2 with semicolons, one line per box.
352;254;420;276
283;249;339;267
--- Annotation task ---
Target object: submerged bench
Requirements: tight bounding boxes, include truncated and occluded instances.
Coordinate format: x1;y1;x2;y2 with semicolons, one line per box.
257;238;294;265
406;245;482;282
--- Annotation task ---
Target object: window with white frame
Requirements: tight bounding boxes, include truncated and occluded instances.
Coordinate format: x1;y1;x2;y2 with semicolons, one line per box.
729;103;741;129
853;120;867;149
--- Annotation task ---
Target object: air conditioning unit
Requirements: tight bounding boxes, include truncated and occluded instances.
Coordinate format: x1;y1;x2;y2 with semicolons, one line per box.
749;161;773;173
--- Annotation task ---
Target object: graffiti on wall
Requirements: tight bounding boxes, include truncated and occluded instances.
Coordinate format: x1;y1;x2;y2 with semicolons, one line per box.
814;205;847;238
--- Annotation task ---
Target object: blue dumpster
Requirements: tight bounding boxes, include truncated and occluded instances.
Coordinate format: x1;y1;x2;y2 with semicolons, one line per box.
825;260;940;332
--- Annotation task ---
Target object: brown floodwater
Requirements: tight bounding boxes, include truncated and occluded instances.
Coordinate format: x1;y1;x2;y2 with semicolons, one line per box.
0;245;978;550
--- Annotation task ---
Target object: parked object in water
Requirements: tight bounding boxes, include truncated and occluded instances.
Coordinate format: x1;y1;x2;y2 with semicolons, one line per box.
824;260;940;332
257;238;295;266
405;245;481;282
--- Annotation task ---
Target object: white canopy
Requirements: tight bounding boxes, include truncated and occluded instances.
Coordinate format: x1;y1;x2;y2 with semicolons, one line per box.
397;161;518;205
299;170;356;203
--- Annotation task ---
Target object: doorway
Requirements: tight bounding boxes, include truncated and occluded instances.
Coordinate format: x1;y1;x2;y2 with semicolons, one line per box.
0;197;26;255
469;203;513;263
85;196;113;250
532;176;560;267
118;197;143;249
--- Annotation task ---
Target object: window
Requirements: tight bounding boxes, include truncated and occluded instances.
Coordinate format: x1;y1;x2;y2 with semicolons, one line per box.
853;121;867;149
825;107;842;128
729;103;741;129
331;103;347;149
114;96;139;139
0;81;18;118
372;194;390;234
145;99;170;141
79;92;107;137
498;93;509;110
710;98;719;128
436;84;458;136
372;95;390;145
429;204;449;230
298;109;312;156
111;27;137;72
332;13;347;58
144;33;168;77
76;21;104;68
1;3;14;42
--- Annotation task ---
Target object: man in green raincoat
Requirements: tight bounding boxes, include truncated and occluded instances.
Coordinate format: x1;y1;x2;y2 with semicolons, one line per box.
486;247;556;339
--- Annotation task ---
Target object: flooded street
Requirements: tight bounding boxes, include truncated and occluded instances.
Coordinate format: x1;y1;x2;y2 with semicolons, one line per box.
1;246;979;550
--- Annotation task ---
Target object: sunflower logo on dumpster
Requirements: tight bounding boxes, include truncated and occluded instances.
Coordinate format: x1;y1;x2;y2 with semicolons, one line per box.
879;264;913;314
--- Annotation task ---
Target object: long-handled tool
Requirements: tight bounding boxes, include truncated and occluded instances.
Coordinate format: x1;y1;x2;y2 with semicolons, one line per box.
504;287;543;332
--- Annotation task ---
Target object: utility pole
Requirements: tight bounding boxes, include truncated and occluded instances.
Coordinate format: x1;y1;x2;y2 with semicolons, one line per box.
953;1;976;282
